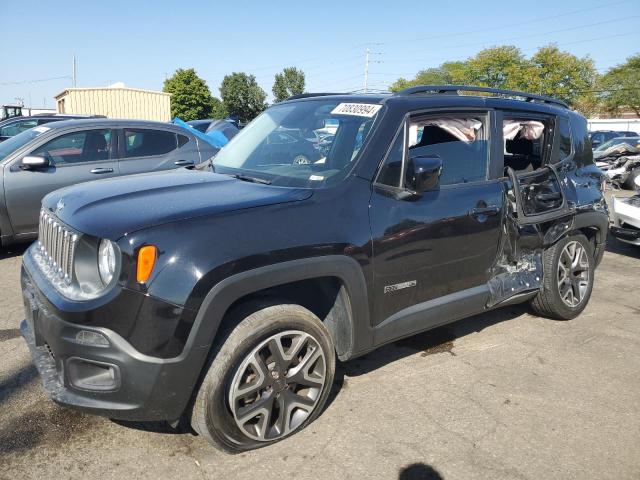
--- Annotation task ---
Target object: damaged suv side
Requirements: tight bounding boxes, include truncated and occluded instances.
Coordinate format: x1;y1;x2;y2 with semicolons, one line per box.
20;86;608;452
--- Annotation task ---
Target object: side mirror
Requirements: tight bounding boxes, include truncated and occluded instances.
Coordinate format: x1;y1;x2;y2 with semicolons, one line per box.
591;140;600;149
406;154;442;192
20;155;50;170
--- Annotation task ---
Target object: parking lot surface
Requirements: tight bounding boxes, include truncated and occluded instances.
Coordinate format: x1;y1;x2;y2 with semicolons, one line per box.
1;226;639;479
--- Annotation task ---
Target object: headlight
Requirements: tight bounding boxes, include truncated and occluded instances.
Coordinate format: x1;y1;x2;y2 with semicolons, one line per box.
97;239;117;285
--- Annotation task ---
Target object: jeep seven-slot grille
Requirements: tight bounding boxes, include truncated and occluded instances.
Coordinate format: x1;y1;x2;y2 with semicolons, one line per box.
37;210;78;283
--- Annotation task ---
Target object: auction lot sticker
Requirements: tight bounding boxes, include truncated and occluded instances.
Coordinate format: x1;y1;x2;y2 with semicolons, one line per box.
331;103;382;117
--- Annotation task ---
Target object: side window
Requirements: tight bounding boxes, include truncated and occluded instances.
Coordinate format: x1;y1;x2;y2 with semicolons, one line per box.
376;124;404;187
1;120;37;137
32;129;112;165
552;117;572;163
408;115;487;185
177;134;189;148
123;129;178;158
502;117;550;173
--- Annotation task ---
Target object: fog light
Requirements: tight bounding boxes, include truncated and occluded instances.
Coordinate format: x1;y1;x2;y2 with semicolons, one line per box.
75;330;109;347
66;358;120;391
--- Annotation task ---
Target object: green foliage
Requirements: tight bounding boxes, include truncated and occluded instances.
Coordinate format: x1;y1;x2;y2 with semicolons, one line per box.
220;72;268;123
389;45;601;115
389;62;467;92
465;46;530;90
600;55;640;117
528;45;597;107
163;68;221;121
211;97;228;119
272;67;305;103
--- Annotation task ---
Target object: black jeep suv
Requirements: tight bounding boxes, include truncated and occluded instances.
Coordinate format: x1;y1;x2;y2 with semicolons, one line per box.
21;86;608;452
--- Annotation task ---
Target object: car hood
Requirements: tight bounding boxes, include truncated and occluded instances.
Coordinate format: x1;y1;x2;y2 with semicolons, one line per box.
42;169;313;239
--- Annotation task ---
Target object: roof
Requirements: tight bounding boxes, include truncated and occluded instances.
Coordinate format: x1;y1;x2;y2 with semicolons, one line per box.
54;86;171;100
284;85;570;113
32;118;183;131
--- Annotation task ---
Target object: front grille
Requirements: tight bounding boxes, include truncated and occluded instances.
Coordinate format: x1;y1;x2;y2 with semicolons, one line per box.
37;210;78;283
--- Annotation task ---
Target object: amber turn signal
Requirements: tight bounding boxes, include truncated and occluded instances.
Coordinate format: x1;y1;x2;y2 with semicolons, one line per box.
136;245;157;284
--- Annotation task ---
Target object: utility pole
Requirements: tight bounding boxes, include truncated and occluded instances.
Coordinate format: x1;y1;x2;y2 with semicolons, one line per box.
363;46;383;94
364;48;370;94
72;54;77;88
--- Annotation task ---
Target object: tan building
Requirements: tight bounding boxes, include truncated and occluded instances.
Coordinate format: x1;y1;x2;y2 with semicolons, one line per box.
54;84;171;121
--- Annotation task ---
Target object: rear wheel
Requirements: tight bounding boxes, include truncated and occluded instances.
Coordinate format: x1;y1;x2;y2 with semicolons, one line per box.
530;234;594;320
191;303;335;452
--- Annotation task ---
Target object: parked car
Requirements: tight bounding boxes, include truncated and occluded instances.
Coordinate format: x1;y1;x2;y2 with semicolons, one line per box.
0;119;217;246
610;176;640;246
0;114;106;142
593;136;640;155
186;119;218;133
20;86;608;453
589;130;637;150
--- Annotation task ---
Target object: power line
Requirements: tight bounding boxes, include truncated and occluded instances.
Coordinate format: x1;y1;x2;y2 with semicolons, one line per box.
0;75;71;86
385;16;640;65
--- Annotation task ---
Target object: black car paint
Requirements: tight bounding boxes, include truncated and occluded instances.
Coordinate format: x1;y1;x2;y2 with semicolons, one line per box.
21;92;608;422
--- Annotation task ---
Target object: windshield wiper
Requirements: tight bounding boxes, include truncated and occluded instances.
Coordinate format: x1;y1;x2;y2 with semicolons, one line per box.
226;173;272;185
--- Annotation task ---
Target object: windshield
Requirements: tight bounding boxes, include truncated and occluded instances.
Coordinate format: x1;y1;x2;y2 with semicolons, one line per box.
212;99;382;188
595;137;640;152
0;127;49;162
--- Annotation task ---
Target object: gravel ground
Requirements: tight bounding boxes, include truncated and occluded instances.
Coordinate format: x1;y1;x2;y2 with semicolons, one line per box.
1;195;639;480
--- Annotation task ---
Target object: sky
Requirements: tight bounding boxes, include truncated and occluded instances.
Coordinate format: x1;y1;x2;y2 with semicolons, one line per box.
1;0;639;107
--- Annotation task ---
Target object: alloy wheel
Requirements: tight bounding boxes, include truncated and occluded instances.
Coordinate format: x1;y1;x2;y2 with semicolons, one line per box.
228;330;327;442
557;240;590;308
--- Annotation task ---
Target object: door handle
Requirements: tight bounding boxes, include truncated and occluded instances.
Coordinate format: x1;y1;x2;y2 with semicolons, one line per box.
174;160;195;166
90;167;114;174
469;205;500;216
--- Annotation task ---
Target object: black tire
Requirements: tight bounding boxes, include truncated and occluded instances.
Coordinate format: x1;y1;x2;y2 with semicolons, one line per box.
623;167;640;190
530;233;595;320
191;303;335;453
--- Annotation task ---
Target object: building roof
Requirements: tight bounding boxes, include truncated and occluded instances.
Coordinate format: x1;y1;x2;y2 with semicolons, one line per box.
54;86;171;100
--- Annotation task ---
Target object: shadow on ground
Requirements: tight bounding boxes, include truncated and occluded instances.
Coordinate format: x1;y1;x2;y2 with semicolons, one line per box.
399;462;444;479
606;233;640;259
0;243;29;261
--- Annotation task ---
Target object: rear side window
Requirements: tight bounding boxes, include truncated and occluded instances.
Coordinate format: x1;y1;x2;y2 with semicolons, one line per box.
124;129;178;158
177;134;189;148
553;117;572;163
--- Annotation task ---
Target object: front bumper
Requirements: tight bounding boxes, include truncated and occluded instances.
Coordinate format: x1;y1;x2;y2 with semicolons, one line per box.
20;263;207;421
611;195;640;246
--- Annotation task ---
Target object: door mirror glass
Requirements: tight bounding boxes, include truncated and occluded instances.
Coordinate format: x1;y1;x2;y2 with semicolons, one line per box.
20;154;50;170
406;154;442;192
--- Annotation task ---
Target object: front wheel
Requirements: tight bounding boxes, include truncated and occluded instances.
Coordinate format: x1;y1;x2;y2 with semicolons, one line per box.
191;303;335;452
530;233;595;320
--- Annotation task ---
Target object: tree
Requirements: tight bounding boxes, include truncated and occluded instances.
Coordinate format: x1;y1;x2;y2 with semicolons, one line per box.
387;44;599;114
390;62;470;91
465;46;530;90
528;45;597;108
272;67;305;103
600;54;640;117
163;68;220;121
220;72;267;123
211;97;228;119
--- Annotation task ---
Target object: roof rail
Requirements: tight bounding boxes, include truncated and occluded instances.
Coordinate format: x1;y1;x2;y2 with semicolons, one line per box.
286;92;342;101
394;85;568;109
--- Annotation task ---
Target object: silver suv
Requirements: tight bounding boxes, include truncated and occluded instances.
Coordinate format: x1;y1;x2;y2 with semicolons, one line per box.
0;119;217;246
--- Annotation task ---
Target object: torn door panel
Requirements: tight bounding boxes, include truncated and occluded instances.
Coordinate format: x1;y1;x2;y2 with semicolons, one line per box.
486;170;575;308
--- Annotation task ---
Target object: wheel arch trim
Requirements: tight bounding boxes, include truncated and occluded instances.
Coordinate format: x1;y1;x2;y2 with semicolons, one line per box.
190;255;372;362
